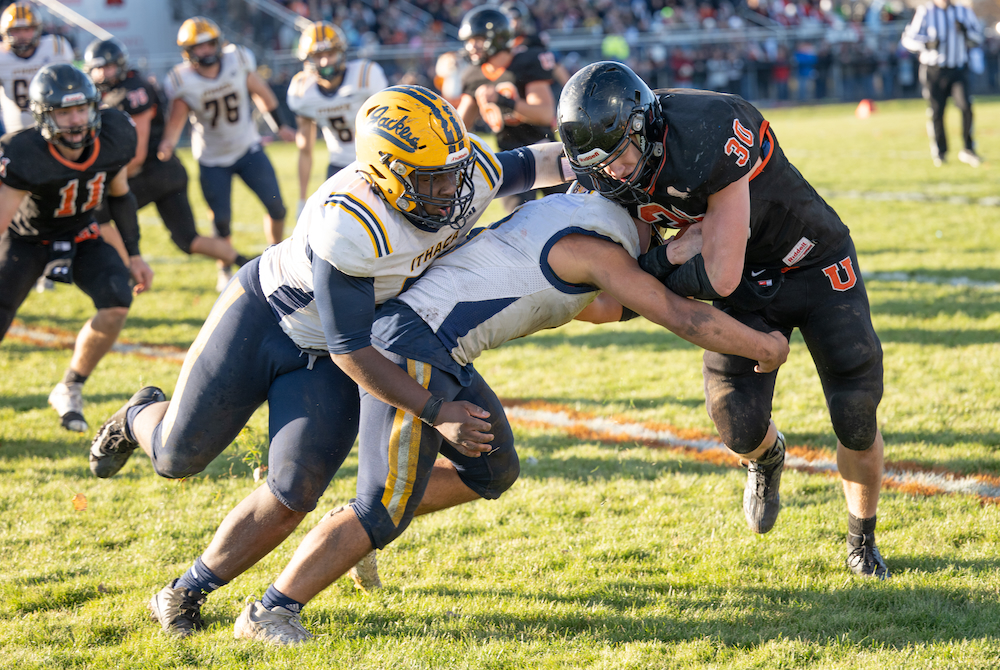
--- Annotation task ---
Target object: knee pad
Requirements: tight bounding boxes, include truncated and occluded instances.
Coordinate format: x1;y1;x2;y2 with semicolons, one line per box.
149;424;211;479
458;445;519;500
828;390;880;451
266;200;287;221
352;497;415;551
704;377;772;455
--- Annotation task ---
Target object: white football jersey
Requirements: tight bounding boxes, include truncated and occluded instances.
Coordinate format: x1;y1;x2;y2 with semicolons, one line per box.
257;134;503;352
0;35;74;133
164;44;260;166
399;192;640;366
286;59;388;168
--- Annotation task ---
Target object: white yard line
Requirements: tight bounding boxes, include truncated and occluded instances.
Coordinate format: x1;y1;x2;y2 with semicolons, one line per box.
9;321;1000;502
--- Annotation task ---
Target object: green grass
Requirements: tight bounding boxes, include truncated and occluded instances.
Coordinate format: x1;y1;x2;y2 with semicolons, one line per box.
3;98;1000;668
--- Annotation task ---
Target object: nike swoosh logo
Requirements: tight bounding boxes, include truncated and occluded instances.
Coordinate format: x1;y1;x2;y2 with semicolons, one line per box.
751;269;766;277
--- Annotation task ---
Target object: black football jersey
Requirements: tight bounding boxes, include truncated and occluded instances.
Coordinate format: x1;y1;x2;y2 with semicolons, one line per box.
100;70;165;166
0;108;137;242
461;47;555;150
632;89;849;269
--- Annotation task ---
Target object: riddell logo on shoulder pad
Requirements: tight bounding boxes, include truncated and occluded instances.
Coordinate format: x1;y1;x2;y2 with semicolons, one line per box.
782;237;815;266
61;92;86;105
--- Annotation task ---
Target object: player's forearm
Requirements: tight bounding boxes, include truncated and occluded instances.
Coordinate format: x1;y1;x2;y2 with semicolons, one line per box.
331;347;434;418
297;145;312;200
525;141;573;189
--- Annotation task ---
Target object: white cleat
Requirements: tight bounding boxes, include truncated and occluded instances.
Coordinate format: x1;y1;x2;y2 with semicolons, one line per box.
48;381;88;432
958;149;983;168
234;599;311;645
349;550;382;592
216;266;233;292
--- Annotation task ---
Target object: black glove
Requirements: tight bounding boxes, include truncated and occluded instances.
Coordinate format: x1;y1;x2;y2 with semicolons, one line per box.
494;94;516;113
638;244;679;280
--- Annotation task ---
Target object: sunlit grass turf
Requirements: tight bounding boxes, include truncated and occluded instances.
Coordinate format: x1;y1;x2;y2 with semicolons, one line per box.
3;97;1000;668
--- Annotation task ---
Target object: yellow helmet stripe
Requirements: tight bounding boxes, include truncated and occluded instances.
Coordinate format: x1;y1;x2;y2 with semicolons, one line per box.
395;85;462;148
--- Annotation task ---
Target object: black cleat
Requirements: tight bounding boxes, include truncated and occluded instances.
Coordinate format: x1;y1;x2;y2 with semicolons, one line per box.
847;532;890;579
743;432;786;534
149;581;207;637
89;386;165;478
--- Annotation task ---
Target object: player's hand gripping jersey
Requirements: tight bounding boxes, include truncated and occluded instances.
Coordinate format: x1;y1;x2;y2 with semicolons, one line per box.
164;43;260;166
633;89;849;269
373;192;640;382
0;108;137;241
460;46;555;150
257;134;503;353
0;33;73;133
286;59;388;168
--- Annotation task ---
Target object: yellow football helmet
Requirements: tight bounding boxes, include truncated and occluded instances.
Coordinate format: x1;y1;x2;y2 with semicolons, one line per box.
355;85;475;230
177;16;223;67
1;2;41;57
298;21;347;81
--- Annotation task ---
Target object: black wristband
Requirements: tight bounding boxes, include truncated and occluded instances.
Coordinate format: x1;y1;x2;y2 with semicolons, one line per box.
620;306;639;321
263;106;292;131
108;191;140;256
638;244;680;280
419;395;445;426
494;95;516;113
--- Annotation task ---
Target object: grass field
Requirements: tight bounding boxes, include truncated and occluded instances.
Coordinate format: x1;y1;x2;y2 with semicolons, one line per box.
2;96;1000;668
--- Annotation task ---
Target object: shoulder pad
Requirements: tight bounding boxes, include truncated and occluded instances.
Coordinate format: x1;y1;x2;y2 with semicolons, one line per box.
307;198;382;277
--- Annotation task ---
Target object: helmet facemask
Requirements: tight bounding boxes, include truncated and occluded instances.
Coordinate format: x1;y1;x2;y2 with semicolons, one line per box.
378;152;476;231
37;102;102;150
5;25;39;57
570;111;662;206
185;39;220;67
306;49;346;83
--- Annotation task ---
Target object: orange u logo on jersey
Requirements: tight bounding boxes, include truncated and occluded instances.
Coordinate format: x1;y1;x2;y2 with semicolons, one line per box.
822;257;857;291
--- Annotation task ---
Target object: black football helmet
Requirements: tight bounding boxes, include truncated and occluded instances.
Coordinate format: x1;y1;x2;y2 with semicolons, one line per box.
458;6;511;66
499;1;536;38
557;61;664;206
82;38;129;91
29;64;102;150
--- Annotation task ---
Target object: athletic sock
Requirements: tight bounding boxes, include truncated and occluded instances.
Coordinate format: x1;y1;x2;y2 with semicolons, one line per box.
124;404;152;443
63;369;88;385
261;584;304;613
174;556;228;596
234;254;250;267
847;513;877;546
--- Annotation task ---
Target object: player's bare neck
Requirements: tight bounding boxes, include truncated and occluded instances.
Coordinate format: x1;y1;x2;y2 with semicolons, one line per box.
195;63;221;79
55;143;85;162
318;73;344;95
485;51;513;73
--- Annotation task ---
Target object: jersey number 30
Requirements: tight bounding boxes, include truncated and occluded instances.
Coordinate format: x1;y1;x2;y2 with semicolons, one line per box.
55;173;106;218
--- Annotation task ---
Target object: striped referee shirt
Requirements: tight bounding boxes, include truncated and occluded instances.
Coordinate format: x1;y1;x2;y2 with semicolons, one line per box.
902;0;984;68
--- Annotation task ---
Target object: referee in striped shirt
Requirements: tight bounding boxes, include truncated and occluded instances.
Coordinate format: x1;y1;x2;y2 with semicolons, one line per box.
902;0;984;167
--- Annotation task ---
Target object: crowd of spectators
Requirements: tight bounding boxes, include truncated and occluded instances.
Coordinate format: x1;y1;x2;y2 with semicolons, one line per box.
173;0;1000;105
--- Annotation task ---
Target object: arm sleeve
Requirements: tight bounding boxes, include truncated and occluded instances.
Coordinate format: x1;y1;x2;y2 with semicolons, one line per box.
312;257;377;355
495;147;536;198
663;253;726;301
108;191;141;256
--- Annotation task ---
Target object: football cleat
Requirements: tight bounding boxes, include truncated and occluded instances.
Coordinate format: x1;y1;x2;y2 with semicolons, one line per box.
742;431;786;534
846;532;890;579
48;381;88;433
958;149;982;168
90;386;166;478
216;265;233;292
349;551;382;592
149;581;207;638
234;598;312;645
